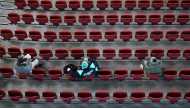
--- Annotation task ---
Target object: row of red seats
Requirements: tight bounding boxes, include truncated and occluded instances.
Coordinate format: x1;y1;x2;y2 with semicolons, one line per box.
0;89;189;103
15;0;190;10
7;13;190;25
0;46;190;60
0;67;190;81
1;29;190;42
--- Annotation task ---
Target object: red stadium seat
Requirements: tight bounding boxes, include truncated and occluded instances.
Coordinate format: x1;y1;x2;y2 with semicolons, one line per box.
181;0;190;9
89;31;102;41
82;0;93;10
44;31;57;42
0;89;5;100
167;0;179;9
60;91;75;103
87;48;100;59
42;91;57;102
40;0;52;10
119;48;132;59
36;14;48;25
125;0;136;10
163;70;178;80
8;47;21;58
183;49;190;60
98;70;112;80
150;48;164;59
110;0;122;10
59;31;72;42
64;15;76;25
181;31;190;41
55;0;67;10
166;91;181;104
177;14;189;25
71;49;84;59
163;14;175;25
184;92;190;102
135;49;148;60
179;69;190;80
29;30;42;41
32;69;46;80
130;91;145;102
104;31;117;41
149;14;161;25
138;0;150;9
103;48;116;59
22;13;34;24
78;15;91;25
135;31;148;41
55;48;68;59
0;67;14;78
92;15;105;25
74;31;87;41
69;0;80;10
150;31;163;41
120;31;132;41
39;49;53;60
114;70;128;80
23;48;37;58
15;29;27;40
8;90;23;102
28;0;39;9
0;29;13;40
130;69;144;80
148;91;163;103
0;46;6;57
50;15;62;25
106;14;119;25
167;49;180;59
135;14;147;25
96;0;108;10
120;14;132;25
165;31;179;41
95;90;109;102
78;91;92;102
152;0;163;9
15;0;26;9
7;13;20;24
25;90;40;102
113;91;127;103
17;73;30;79
48;69;62;80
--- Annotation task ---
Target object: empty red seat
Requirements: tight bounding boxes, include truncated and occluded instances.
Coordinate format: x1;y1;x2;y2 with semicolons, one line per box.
95;90;109;102
152;0;163;9
138;0;150;9
50;15;62;25
28;0;39;9
7;13;20;24
181;0;190;9
184;92;190;102
69;0;80;10
120;14;132;25
44;31;57;42
39;49;53;60
89;31;102;41
106;14;119;25
135;14;147;25
0;67;14;78
58;31;72;42
120;31;132;41
32;69;46;80
135;49;148;60
148;91;163;103
8;47;21;58
48;69;62;80
0;29;13;40
0;89;5;100
149;14;161;25
8;90;23;102
130;91;145;102
150;31;163;41
55;0;67;10
22;13;34;24
103;48;116;59
93;15;105;25
96;0;108;10
163;14;175;25
29;30;42;41
135;31;148;41
163;70;178;80
78;15;91;25
40;0;52;10
119;48;132;59
23;48;37;58
113;91;127;103
74;31;87;41
71;49;84;59
64;15;76;25
55;48;68;59
181;31;190;41
179;69;190;80
111;0;122;10
114;70;128;80
167;49;180;59
151;49;164;59
130;69;144;80
104;31;117;41
125;0;136;10
183;49;190;60
60;91;75;103
82;0;93;10
167;0;179;9
25;90;40;102
98;70;112;80
166;91;181;104
15;29;27;40
166;31;179;41
15;0;26;9
0;46;5;57
87;48;100;59
36;14;48;25
177;14;189;25
78;91;92;102
42;91;57;102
